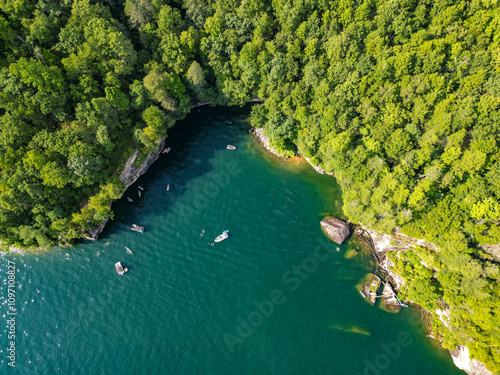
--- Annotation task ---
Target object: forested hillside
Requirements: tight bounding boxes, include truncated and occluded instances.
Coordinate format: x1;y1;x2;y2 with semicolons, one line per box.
1;0;499;371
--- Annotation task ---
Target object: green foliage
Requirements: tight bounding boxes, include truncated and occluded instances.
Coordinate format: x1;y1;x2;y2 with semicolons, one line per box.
1;0;499;370
186;61;208;101
137;105;167;148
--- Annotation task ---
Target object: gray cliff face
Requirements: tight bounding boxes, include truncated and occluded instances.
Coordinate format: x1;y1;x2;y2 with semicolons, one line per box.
86;206;111;241
119;138;165;190
86;139;165;240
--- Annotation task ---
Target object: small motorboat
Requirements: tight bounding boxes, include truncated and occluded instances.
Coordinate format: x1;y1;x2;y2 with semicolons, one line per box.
138;190;141;197
397;297;409;307
125;247;133;254
127;197;133;202
214;230;229;243
131;224;145;233
162;147;171;154
226;145;236;150
166;185;170;191
115;262;128;275
138;186;144;190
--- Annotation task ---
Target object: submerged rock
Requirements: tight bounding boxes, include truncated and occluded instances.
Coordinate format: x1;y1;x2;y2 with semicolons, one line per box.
358;273;382;305
321;217;350;244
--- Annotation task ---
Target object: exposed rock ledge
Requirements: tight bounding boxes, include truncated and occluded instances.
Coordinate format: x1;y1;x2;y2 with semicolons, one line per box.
86;138;165;240
88;100;266;241
320;217;350;244
450;346;494;375
356;227;494;375
434;309;493;375
119;138;165;190
358;226;436;290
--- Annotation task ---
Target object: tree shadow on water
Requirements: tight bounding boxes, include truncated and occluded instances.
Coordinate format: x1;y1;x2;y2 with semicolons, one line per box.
99;105;252;240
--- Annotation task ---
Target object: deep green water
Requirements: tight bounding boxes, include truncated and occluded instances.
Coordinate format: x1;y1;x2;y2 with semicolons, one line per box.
1;107;464;374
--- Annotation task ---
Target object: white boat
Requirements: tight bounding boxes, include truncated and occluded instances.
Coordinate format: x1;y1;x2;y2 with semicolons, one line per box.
226;145;236;150
131;224;145;233
214;230;229;242
125;247;133;254
115;262;127;275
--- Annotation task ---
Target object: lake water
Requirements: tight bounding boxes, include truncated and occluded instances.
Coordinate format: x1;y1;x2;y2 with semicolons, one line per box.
0;107;464;374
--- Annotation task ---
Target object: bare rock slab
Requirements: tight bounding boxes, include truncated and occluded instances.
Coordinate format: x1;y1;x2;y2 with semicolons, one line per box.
381;283;401;313
321;217;350;244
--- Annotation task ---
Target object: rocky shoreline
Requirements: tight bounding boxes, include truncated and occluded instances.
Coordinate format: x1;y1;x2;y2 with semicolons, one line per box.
87;100;265;242
252;127;493;375
250;128;284;158
251;127;335;176
352;226;493;375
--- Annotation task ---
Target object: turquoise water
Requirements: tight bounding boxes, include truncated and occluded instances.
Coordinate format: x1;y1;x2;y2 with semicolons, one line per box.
0;107;464;374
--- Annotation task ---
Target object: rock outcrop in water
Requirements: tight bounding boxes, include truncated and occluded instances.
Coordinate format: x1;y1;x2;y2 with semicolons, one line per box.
355;227;494;375
359;274;382;305
321;217;350;244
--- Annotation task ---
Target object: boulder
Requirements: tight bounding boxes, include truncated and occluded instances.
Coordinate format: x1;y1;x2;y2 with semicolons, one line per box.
321;217;350;244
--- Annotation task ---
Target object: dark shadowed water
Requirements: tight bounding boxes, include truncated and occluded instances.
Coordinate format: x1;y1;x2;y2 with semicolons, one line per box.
0;107;464;374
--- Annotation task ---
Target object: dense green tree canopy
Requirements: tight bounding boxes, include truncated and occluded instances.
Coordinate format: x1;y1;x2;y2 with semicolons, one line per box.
0;0;499;371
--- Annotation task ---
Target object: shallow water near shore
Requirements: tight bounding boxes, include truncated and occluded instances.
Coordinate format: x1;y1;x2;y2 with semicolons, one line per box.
0;107;464;374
